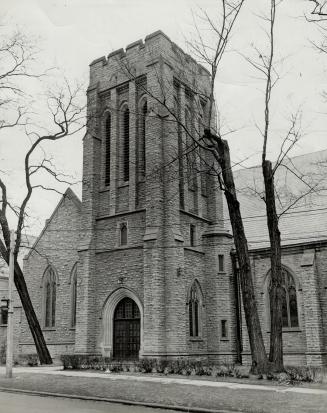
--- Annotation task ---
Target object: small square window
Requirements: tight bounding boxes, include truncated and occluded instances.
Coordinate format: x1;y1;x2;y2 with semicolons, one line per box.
190;224;196;247
218;254;224;272
221;319;227;338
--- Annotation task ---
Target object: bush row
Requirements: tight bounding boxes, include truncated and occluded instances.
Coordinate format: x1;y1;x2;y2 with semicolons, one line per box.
59;354;327;384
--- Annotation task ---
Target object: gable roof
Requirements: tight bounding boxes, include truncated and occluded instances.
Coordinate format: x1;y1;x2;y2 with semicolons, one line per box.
224;149;327;250
24;187;81;260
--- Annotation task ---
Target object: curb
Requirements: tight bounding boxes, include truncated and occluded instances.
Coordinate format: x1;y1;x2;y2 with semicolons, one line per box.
0;387;243;413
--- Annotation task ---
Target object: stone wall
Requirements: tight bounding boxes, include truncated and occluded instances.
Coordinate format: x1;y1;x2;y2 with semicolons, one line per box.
20;189;80;358
241;244;327;366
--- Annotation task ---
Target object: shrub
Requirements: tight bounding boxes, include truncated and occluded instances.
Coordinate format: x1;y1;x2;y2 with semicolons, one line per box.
18;353;39;367
233;365;250;378
138;358;156;373
285;366;327;384
0;342;6;365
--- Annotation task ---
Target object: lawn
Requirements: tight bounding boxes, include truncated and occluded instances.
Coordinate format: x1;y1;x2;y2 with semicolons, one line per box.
0;371;326;413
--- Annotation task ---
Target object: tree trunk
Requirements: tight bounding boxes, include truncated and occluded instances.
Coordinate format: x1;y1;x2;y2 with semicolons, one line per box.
206;130;269;374
0;242;52;364
14;258;52;364
262;160;284;372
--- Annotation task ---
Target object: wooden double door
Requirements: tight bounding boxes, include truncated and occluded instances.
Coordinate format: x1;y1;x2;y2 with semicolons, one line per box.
113;297;140;359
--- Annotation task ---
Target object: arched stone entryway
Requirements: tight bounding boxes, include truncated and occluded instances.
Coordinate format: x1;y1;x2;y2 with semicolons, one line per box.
101;287;143;359
113;297;140;359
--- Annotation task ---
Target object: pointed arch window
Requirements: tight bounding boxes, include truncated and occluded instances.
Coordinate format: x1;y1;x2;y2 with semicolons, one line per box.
43;266;57;328
70;264;78;328
174;96;184;209
120;222;128;246
104;113;111;186
268;268;299;328
138;100;147;180
122;107;130;182
188;281;202;337
185;108;196;190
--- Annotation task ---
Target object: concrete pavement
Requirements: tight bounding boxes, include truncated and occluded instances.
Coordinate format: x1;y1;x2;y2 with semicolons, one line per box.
0;390;171;413
0;365;326;396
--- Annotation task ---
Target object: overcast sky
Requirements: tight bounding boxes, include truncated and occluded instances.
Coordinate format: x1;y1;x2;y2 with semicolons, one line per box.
1;0;326;235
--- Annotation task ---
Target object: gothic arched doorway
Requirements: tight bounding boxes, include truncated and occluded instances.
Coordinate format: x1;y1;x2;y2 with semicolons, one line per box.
113;297;140;359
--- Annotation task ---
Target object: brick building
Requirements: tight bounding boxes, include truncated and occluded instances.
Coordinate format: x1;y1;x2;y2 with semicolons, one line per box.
19;31;327;366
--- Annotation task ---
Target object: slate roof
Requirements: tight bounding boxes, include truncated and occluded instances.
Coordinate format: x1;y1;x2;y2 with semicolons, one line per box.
224;149;327;250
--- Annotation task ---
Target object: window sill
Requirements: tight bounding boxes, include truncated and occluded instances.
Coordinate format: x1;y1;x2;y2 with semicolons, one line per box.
189;337;204;342
0;324;7;327
43;328;56;331
184;247;205;255
220;338;229;341
118;182;129;188
116;244;130;250
99;187;110;193
69;327;76;331
267;328;301;333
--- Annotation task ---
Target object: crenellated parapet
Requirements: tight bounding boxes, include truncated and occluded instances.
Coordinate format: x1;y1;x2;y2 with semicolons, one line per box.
88;30;211;96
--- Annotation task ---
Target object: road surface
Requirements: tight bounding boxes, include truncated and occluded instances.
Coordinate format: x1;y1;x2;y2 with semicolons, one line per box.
0;391;170;413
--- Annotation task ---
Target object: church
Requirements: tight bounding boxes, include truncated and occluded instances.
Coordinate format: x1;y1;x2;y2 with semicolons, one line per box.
18;31;327;367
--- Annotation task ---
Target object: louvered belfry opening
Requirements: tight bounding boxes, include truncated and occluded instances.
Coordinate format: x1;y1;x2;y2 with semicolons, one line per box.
113;297;140;359
104;113;111;186
139;101;147;179
123;107;130;182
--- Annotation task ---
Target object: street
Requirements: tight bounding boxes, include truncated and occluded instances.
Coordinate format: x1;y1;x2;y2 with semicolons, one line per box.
0;391;169;413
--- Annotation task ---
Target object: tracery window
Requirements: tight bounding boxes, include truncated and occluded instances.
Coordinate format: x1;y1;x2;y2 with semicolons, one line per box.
189;281;202;337
268;268;299;328
44;266;57;328
104;113;111;186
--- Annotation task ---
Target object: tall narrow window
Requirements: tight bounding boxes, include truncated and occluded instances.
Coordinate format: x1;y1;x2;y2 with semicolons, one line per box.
185;108;196;190
190;224;196;247
218;255;225;272
189;281;202;337
268;268;299;328
71;264;77;328
139;101;147;180
221;320;227;338
0;306;8;325
44;266;57;328
199;117;207;197
120;223;128;246
123;107;130;181
174;95;184;209
104;113;111;186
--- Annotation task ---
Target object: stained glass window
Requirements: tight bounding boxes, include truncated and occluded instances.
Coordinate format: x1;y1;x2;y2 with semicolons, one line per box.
269;268;299;328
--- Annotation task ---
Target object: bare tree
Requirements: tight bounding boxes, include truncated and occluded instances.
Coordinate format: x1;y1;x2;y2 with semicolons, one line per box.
0;30;85;364
190;0;272;374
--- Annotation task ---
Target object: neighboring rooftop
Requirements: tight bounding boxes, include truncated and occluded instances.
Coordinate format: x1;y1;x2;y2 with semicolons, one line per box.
225;149;327;250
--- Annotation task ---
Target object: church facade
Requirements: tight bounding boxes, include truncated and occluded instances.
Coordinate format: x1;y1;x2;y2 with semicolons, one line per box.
18;31;327;367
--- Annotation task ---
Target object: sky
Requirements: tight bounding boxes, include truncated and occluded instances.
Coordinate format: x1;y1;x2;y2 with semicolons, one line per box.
1;0;327;235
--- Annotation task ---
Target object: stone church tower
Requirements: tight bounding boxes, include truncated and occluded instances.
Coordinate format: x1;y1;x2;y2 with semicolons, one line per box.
75;30;237;362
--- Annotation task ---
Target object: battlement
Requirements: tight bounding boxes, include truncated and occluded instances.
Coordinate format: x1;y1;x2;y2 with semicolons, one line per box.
89;30;210;86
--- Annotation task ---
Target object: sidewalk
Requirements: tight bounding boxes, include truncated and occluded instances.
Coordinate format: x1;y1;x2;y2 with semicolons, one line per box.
0;365;327;413
1;365;327;395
